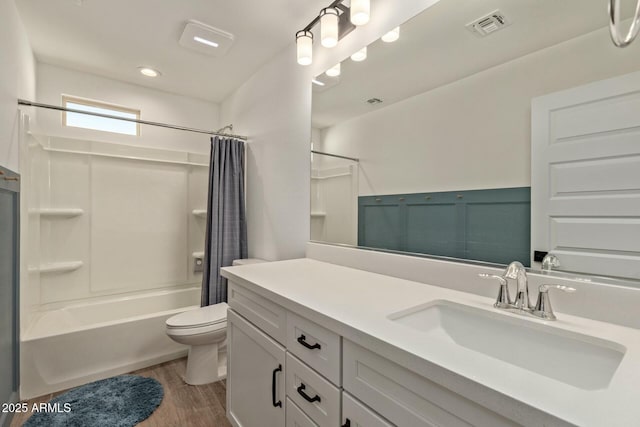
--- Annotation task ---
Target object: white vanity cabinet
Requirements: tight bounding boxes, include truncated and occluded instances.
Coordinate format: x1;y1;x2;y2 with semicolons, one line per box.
228;280;391;427
226;280;514;427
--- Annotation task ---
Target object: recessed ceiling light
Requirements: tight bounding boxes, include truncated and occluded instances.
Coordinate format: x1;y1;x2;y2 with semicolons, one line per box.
193;36;219;48
312;79;326;86
139;67;161;77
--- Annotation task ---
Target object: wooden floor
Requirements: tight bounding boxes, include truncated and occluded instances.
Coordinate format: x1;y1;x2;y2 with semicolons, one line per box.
10;358;232;427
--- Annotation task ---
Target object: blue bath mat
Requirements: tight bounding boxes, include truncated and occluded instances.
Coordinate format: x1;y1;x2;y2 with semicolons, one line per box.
23;375;163;427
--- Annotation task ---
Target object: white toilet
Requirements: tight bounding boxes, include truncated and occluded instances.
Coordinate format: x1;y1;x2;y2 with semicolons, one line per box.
165;258;265;385
166;302;228;385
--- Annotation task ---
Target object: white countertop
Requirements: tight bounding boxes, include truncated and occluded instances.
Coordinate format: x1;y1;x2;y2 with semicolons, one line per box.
221;258;640;427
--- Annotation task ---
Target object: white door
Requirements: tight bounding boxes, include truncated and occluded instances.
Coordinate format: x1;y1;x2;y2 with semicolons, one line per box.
531;71;640;279
227;309;286;427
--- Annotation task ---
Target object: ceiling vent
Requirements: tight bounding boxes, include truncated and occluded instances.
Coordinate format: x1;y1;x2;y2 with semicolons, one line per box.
179;20;234;57
466;10;511;37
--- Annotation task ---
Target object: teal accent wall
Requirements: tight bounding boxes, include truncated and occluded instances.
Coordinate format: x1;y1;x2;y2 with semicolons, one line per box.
358;187;530;266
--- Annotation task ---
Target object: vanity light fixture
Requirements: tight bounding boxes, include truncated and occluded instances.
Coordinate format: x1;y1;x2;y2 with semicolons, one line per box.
326;63;341;77
351;46;367;62
139;67;161;77
296;31;314;65
381;26;400;42
295;0;361;66
320;7;340;48
350;0;370;26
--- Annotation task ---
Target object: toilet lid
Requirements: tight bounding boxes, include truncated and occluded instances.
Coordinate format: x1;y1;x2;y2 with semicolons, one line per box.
166;302;228;328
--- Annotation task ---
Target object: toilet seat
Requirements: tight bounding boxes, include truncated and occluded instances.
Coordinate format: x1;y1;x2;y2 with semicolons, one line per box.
166;302;228;329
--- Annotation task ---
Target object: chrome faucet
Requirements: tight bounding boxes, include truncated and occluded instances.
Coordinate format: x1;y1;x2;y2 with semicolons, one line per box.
479;261;575;321
503;261;529;310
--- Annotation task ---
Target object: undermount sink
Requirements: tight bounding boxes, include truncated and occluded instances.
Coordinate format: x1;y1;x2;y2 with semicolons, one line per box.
388;300;626;390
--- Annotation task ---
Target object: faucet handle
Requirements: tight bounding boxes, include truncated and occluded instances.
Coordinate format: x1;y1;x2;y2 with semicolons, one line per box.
533;284;576;320
479;273;512;308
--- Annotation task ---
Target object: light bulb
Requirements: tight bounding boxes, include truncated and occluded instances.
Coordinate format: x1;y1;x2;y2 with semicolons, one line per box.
296;30;313;66
320;8;339;48
351;46;367;62
350;0;370;26
381;26;400;43
139;67;160;77
326;62;341;77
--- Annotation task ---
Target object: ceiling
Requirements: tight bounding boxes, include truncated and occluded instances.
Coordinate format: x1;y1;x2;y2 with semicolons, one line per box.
312;0;634;128
16;0;327;103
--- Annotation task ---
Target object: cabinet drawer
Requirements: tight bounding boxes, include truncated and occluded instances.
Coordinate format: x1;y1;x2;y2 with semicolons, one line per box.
342;392;393;427
286;353;340;427
286;312;341;385
228;281;287;344
343;340;518;427
286;397;319;427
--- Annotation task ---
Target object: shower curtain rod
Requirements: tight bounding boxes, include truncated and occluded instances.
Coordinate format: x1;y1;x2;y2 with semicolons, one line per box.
311;150;359;162
17;99;248;140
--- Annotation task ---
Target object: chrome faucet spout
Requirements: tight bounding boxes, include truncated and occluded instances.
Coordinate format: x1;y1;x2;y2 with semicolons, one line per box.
503;261;530;310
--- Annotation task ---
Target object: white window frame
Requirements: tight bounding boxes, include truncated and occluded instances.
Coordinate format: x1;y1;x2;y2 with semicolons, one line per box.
62;95;141;136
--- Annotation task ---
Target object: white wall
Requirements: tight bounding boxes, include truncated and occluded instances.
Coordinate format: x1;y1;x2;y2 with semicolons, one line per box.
221;0;440;261
221;47;313;261
0;0;36;172
320;26;640;196
36;63;219;154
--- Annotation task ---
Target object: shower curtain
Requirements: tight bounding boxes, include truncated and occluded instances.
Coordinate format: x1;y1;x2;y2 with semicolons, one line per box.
201;136;247;306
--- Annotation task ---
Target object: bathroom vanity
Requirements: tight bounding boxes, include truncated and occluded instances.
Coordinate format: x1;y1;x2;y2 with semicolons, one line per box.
221;258;640;427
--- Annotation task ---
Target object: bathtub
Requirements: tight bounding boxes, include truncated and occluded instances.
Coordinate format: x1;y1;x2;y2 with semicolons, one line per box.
21;286;200;399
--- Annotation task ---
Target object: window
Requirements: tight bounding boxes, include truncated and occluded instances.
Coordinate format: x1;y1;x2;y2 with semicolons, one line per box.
62;96;140;136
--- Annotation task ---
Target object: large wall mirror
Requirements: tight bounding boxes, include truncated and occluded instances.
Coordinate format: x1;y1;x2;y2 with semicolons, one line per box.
310;0;640;283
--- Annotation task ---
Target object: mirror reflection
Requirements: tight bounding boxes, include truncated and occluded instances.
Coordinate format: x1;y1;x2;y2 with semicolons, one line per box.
310;0;640;280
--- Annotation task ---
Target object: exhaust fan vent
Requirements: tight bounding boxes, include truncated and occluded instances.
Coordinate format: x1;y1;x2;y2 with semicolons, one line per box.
466;10;511;37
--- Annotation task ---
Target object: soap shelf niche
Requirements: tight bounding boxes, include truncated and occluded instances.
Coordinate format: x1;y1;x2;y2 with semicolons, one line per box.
31;208;84;218
29;261;84;274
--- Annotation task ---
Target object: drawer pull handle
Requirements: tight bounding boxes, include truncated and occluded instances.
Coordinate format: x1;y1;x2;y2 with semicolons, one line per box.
271;364;282;408
342;420;351;427
297;334;321;350
297;383;321;403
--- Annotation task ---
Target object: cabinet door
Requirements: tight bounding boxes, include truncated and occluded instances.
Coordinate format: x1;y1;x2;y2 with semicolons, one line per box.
227;309;286;427
342;392;393;427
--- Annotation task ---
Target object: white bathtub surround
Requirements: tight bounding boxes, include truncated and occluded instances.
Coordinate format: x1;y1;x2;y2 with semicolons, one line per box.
222;258;640;426
166;303;228;385
21;287;200;399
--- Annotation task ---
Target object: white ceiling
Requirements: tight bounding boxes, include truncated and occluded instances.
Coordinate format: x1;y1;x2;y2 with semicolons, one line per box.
312;0;634;128
16;0;327;103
